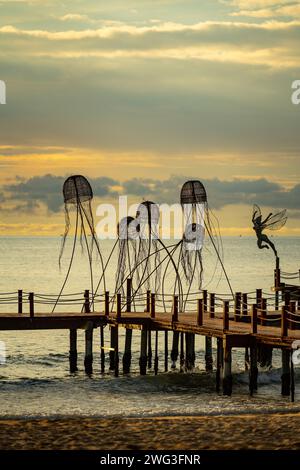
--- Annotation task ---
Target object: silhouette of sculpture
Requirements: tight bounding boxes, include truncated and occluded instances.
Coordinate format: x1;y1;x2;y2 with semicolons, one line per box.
252;204;287;258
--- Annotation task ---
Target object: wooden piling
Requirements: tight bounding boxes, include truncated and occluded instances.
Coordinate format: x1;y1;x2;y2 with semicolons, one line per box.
291;352;295;402
18;290;22;315
223;300;229;331
205;336;213;372
147;330;152;369
197;298;203;326
69;328;78;373
164;330;168;372
114;326;119;377
84;290;90;313
249;342;258;396
126;279;132;312
281;304;288;337
222;339;232;396
216;337;223;393
109;326;118;370
146;290;151;313
116;293;121;320
154;331;159;375
180;331;185;372
29;292;34;318
172;295;178;322
251;304;257;334
203;290;208;313
100;326;105;373
281;349;291;396
84;321;93;374
140;329;148;375
171;331;179;369
105;291;110;317
209;293;215;319
234;292;241;322
123;328;132;374
185;333;195;371
150;293;155;319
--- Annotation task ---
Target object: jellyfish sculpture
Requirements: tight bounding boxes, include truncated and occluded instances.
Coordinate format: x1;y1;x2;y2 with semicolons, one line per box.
115;216;138;298
53;175;106;312
131;201;161;297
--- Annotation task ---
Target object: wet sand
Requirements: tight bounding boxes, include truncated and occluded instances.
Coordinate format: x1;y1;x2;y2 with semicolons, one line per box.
0;412;300;450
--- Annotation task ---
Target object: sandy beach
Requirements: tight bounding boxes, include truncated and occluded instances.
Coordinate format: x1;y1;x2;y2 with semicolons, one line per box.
0;412;300;450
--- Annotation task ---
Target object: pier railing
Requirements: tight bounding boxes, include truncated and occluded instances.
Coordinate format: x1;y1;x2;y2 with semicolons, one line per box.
1;284;300;334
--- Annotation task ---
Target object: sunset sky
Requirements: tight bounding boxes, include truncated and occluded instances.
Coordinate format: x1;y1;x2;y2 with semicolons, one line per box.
0;0;299;235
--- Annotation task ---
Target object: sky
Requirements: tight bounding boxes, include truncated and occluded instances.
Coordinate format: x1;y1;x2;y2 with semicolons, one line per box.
0;0;299;236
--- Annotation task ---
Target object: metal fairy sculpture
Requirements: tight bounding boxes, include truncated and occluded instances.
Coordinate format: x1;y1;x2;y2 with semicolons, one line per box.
252;204;287;258
53;175;106;312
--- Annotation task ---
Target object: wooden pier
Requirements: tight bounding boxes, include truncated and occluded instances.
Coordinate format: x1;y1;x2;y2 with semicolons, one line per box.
1;273;300;401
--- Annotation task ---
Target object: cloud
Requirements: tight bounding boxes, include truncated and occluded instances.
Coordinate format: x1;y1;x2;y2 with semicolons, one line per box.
1;175;299;216
223;0;300;18
58;14;91;22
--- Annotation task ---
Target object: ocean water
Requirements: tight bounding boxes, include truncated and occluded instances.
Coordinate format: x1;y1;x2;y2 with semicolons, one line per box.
0;236;300;418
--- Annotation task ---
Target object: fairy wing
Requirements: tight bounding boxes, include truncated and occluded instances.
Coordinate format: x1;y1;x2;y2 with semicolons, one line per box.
252;204;261;220
263;210;287;231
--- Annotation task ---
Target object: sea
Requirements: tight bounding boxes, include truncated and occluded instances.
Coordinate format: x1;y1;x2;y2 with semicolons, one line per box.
0;236;300;418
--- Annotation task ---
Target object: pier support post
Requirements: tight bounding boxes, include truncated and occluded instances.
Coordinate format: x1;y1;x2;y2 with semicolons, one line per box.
180;332;185;372
100;326;105;373
216;338;223;393
205;336;213;372
249;342;258;396
69;329;78;373
222;339;232;396
154;331;159;375
171;331;179;369
139;329;148;375
147;330;152;369
164;330;168;372
84;321;93;375
18;290;23;315
185;333;195;371
123;328;132;374
281;349;291;396
109;326;118;371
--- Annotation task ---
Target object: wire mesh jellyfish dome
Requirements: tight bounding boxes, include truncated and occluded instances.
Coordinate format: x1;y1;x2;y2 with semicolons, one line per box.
136;201;160;225
180;180;207;205
63;175;93;204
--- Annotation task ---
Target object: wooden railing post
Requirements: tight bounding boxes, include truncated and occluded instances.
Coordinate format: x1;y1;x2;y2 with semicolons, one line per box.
256;289;262;310
150;293;155;319
251;304;257;334
146;290;151;313
105;291;110;317
197;299;203;326
260;298;267;326
126;278;132;312
172;295;178;322
18;289;22;315
242;293;248;316
234;292;241;322
84;290;90;313
29;292;34;318
281;304;288;337
117;293;122;320
223;300;229;331
209;293;215;319
289;301;296;331
203;290;208;313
